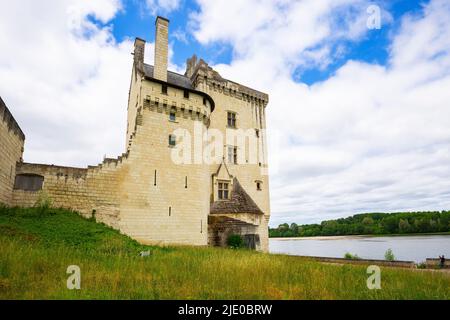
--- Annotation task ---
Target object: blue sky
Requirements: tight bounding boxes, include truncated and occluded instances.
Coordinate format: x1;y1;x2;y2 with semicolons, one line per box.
93;0;231;71
1;0;450;226
109;0;234;67
104;0;429;84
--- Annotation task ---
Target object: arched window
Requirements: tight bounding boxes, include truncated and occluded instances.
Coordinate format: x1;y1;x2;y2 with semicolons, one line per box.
14;174;44;191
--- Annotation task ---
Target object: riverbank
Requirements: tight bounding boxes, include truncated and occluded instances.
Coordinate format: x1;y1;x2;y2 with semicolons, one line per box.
270;232;450;240
1;207;449;299
269;234;450;263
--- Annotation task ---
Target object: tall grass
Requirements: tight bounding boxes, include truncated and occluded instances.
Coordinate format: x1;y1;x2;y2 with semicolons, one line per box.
0;206;449;300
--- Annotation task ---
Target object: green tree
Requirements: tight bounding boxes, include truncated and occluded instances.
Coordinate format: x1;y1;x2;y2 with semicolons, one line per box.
382;216;399;233
290;223;299;235
398;219;411;233
415;218;431;233
429;219;439;232
362;217;374;225
322;220;339;235
269;211;450;238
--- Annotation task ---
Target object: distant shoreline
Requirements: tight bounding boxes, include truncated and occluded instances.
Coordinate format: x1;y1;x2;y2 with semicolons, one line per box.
270;232;450;240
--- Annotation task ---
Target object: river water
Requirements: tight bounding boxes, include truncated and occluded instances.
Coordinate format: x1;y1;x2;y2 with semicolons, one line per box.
269;235;450;263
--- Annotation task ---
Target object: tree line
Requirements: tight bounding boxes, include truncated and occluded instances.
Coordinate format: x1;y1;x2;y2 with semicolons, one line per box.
269;211;450;238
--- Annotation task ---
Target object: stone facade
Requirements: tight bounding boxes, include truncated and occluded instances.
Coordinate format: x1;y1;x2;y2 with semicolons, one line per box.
0;97;24;205
0;16;271;251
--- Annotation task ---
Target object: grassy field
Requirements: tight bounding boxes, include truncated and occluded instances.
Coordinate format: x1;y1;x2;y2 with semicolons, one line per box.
0;206;449;300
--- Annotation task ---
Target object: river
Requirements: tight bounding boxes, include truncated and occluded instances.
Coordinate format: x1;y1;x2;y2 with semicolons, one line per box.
269;234;450;262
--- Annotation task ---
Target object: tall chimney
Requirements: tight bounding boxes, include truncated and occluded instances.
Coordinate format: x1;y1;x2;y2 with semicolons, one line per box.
133;37;145;73
154;16;169;82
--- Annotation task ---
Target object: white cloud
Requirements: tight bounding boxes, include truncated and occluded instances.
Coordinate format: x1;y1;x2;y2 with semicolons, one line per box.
0;0;185;168
190;0;450;225
0;0;132;166
191;0;375;83
145;0;181;15
68;0;123;23
172;29;189;44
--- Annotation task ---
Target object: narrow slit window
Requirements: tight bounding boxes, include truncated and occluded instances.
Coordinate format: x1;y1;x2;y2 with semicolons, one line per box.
183;90;189;99
185;176;188;189
169;206;171;216
169;134;176;147
256;182;262;191
154;170;157;186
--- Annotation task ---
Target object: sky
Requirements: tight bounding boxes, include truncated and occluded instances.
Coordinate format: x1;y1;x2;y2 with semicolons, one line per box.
1;0;450;226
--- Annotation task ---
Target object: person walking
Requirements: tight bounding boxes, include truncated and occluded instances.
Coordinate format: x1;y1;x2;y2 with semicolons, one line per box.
438;255;445;269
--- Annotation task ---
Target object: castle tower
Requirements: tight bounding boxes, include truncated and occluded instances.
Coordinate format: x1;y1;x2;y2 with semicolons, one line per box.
123;16;270;250
118;16;215;246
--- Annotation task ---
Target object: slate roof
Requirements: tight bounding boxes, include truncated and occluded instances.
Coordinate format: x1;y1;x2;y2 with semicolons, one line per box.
210;178;264;215
144;64;193;90
143;64;215;111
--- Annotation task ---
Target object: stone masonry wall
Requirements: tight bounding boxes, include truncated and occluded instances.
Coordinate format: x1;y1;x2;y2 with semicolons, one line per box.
193;75;271;252
0;97;25;206
12;161;124;228
118;81;211;246
12;80;213;247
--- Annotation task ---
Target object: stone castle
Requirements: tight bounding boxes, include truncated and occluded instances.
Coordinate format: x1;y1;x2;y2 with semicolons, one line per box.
0;17;270;251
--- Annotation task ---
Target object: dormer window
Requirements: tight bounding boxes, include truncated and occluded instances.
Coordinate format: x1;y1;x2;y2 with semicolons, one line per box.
218;182;230;200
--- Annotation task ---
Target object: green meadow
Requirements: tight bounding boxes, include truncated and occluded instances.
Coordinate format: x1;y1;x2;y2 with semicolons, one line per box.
0;206;449;300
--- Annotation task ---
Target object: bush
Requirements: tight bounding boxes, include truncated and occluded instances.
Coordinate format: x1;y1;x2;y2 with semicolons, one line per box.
34;191;53;211
344;252;360;260
416;262;427;269
227;234;244;249
384;248;395;261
